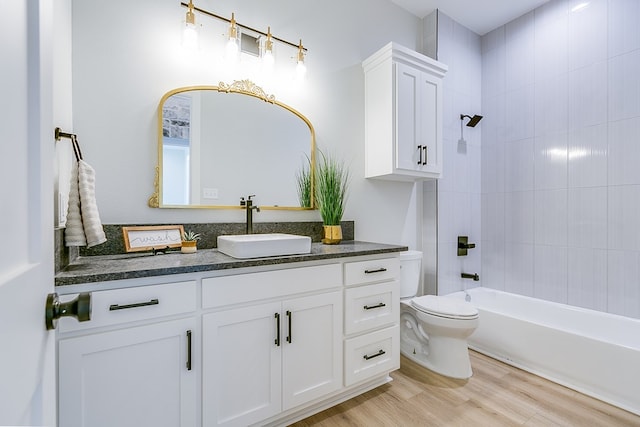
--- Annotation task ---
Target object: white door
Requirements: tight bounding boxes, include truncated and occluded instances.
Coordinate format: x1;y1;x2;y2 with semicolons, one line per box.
0;1;55;425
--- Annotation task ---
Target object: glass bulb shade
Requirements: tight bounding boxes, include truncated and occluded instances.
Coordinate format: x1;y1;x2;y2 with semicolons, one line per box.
262;49;274;67
182;22;198;50
225;37;239;61
295;60;307;79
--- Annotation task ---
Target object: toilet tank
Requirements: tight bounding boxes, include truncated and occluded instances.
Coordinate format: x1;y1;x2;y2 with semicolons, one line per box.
399;250;422;298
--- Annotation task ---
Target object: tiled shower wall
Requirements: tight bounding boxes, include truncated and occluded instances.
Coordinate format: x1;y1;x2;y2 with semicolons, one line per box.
424;11;483;296
481;0;640;319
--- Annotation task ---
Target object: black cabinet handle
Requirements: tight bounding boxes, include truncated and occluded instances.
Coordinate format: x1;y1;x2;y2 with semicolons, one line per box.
363;349;386;360
286;310;292;344
364;268;387;274
186;330;192;371
275;313;281;346
363;303;386;310
422;146;428;165
109;299;159;311
417;145;423;164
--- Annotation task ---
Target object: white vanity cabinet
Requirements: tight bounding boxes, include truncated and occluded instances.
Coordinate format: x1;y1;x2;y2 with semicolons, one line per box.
363;42;447;180
201;264;343;427
56;248;403;427
57;281;198;427
343;257;400;386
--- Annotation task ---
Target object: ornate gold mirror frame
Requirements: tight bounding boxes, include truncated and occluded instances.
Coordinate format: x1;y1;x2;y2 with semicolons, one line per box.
148;80;316;210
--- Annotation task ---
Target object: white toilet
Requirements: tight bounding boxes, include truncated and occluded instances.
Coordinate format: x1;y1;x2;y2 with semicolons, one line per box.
399;251;479;379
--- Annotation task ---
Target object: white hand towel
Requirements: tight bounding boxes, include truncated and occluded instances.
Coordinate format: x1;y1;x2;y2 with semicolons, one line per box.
78;159;107;247
64;160;87;246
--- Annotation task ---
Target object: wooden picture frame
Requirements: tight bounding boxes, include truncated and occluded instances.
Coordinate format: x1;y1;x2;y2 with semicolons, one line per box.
122;225;184;252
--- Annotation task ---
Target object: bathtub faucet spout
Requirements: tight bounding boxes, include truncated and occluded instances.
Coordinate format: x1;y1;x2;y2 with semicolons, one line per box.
461;272;479;281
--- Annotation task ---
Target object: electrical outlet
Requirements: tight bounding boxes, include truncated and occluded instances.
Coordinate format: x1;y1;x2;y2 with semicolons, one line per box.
203;188;219;199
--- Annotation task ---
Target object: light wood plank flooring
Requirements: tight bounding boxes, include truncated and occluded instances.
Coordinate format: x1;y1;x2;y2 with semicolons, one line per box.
291;351;640;426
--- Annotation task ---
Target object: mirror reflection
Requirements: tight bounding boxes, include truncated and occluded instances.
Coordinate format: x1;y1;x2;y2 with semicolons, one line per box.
150;81;315;209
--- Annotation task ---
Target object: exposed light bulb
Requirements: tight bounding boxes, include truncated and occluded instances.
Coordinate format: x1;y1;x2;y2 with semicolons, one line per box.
262;27;275;69
182;0;198;50
225;13;239;62
295;39;307;80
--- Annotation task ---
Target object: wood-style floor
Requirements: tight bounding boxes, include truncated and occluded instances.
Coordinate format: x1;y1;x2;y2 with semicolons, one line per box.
291;351;640;426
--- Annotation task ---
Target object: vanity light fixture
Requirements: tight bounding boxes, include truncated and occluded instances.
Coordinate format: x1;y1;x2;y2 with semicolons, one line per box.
179;2;308;72
181;0;199;50
295;39;307;79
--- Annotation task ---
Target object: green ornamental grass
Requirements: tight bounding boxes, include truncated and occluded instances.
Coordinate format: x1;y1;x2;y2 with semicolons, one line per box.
316;151;349;226
295;156;313;208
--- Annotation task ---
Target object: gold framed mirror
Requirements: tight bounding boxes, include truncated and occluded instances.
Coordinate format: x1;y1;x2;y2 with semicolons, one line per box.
148;80;315;210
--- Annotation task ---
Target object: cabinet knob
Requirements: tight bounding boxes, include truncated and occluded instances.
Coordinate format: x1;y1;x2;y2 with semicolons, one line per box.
45;292;91;330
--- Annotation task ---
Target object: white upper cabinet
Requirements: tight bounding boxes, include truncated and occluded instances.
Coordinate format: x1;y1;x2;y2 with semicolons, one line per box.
363;42;447;180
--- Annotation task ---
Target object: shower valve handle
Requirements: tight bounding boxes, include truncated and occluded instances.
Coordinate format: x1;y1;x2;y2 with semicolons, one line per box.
457;236;476;256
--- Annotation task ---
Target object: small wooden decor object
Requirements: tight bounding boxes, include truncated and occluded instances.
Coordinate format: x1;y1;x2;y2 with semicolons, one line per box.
122;225;184;252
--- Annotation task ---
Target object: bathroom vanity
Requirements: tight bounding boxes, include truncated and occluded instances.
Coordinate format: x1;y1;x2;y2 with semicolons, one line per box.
55;241;405;427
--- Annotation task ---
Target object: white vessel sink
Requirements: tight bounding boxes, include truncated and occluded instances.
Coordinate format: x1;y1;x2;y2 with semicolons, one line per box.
217;233;312;259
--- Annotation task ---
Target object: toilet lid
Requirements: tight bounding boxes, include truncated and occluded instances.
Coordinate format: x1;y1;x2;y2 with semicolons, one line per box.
411;295;478;319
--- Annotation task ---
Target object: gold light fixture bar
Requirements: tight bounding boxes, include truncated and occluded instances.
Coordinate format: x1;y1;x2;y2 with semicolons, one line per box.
179;2;308;52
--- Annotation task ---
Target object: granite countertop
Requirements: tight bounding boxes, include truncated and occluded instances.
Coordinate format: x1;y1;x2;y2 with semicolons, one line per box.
55;241;408;286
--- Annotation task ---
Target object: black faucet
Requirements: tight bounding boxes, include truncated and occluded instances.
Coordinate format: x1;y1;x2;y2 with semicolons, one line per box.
461;272;479;281
240;195;260;234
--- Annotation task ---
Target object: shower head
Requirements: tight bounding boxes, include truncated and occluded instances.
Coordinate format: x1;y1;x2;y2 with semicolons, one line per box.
460;114;483;127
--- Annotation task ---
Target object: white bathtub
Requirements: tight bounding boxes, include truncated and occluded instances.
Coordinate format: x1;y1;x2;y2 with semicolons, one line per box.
447;287;640;416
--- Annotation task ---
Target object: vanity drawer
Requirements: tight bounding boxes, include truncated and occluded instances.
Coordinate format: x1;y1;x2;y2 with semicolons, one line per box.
344;325;399;386
202;263;342;308
344;257;399;286
344;281;398;335
58;281;197;332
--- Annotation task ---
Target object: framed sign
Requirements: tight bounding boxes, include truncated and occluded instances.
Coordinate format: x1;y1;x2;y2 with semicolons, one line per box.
122;225;184;252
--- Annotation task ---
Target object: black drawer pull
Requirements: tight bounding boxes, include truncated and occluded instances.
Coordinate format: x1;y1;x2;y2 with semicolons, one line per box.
363;349;386;360
363;303;386;310
364;268;387;274
275;313;281;346
109;298;159;311
186;330;192;371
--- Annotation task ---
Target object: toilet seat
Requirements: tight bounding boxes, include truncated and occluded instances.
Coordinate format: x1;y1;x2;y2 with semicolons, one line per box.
411;295;478;320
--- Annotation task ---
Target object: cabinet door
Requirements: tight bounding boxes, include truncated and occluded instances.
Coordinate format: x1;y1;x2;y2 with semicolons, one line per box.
282;291;343;409
395;62;422;172
203;302;282;427
58;318;196;427
417;69;442;175
395;62;442;176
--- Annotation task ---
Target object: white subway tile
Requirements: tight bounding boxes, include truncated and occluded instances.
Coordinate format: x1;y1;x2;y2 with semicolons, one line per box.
534;189;568;246
567;187;608;249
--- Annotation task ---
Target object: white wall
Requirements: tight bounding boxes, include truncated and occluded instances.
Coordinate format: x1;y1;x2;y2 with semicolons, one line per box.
481;0;640;319
67;0;425;247
427;12;482;296
53;0;73;227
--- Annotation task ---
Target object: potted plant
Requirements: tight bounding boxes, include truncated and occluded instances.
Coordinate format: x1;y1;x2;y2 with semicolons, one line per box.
181;230;201;254
316;150;349;244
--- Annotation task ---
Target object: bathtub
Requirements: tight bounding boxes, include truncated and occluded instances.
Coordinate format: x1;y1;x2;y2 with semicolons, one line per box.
447;287;640;416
